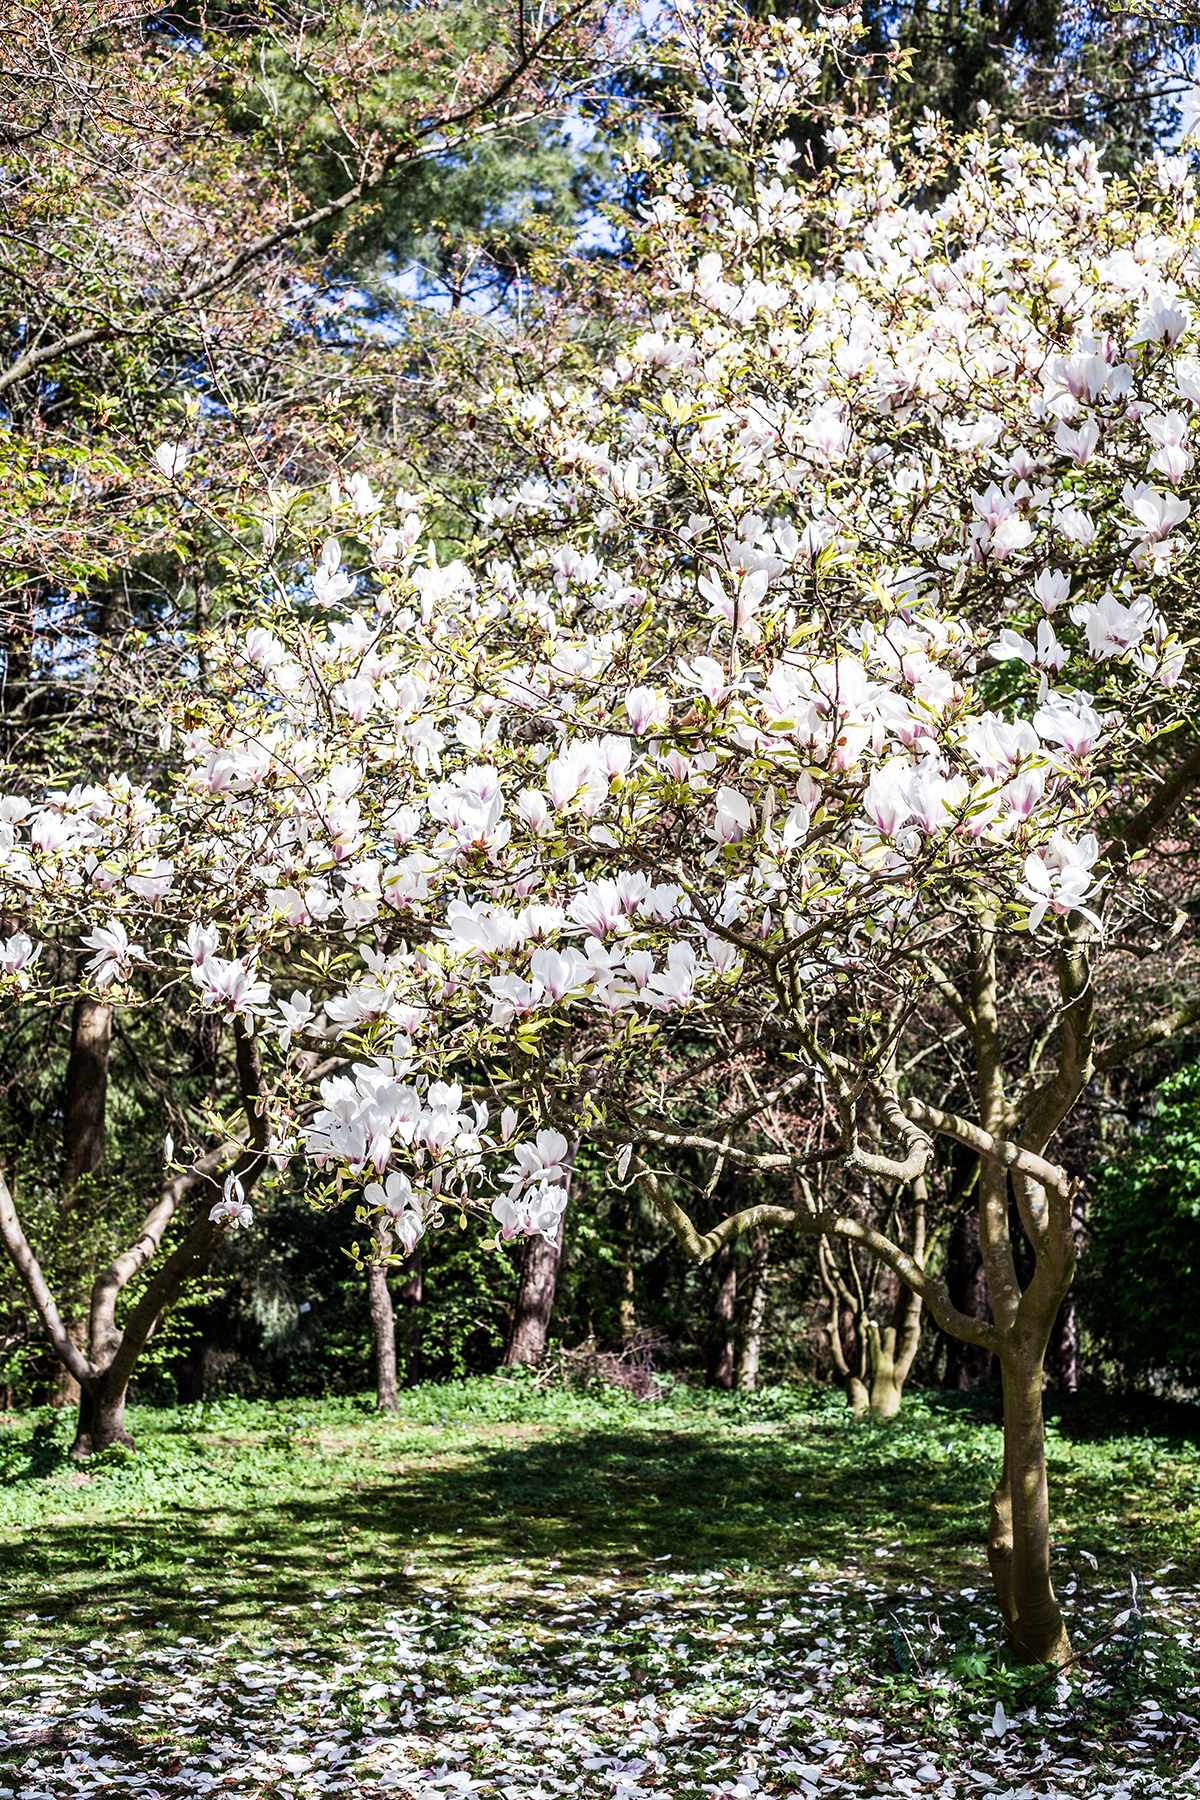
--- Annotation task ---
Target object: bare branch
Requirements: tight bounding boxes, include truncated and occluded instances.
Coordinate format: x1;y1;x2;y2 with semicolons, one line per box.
632;1155;999;1352
0;2;597;398
917;955;977;1032
1094;998;1200;1073
0;1163;95;1387
1108;732;1200;858
901;1097;1071;1201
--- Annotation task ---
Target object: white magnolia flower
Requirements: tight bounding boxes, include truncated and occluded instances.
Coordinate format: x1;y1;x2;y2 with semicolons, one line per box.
154;442;190;478
81;920;143;986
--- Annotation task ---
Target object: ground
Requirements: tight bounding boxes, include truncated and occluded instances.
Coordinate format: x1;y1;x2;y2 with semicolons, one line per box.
0;1379;1198;1799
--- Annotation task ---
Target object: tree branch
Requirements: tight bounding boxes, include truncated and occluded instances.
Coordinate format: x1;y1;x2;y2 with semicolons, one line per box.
901;1097;1071;1201
0;1163;95;1388
1108;732;1200;859
632;1155;999;1352
0;2;596;398
1093;998;1200;1073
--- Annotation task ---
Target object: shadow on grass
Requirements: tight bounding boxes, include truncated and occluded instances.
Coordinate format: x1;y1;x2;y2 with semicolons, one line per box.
4;1387;1195;1642
0;1412;1001;1641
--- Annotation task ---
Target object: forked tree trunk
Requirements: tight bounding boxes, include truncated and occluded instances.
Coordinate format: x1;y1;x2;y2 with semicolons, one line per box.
706;1243;737;1388
820;1185;925;1421
0;1019;269;1460
735;1225;769;1391
368;1219;399;1415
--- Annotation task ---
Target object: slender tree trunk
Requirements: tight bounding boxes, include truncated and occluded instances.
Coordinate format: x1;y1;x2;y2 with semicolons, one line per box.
505;1195;568;1365
991;1342;1071;1664
53;995;114;1408
618;1197;637;1338
867;1182;927;1419
398;1242;423;1382
706;1243;737;1389
944;1193;995;1388
368;1219;399;1415
820;1239;869;1415
735;1225;769;1391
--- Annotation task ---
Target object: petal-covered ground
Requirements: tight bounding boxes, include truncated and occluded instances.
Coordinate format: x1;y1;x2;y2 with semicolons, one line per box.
1;1384;1198;1798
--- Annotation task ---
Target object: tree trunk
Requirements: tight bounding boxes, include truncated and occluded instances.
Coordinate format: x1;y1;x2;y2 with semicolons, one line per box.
53;994;114;1408
618;1197;637;1338
3;1021;269;1459
368;1219;399;1415
990;1343;1071;1664
944;1194;995;1388
398;1242;423;1383
819;1240;869;1415
706;1243;737;1389
867;1323;904;1419
71;1369;134;1458
505;1208;566;1365
62;997;112;1188
867;1182;927;1419
735;1225;769;1391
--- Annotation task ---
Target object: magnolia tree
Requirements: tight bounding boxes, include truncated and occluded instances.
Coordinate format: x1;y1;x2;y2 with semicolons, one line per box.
4;5;1200;1663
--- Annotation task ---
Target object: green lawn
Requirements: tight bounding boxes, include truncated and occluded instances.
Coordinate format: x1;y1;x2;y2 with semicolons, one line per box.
1;1379;1198;1798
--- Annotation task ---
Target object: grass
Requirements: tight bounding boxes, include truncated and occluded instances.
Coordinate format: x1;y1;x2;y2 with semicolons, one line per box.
1;1377;1198;1797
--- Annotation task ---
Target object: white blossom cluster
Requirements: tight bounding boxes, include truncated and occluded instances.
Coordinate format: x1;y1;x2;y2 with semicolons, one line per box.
0;6;1195;1247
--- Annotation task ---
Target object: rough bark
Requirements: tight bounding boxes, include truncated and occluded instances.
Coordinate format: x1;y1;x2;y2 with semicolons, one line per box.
735;1224;769;1391
706;1243;737;1389
368;1218;399;1415
505;1200;568;1365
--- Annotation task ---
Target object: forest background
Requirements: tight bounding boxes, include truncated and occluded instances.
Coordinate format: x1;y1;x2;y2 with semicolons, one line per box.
3;0;1200;1424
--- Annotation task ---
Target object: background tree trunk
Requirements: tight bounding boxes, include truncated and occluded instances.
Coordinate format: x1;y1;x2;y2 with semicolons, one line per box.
943;1191;996;1388
504;1172;570;1365
618;1195;637;1338
504;1216;565;1364
735;1225;769;1391
61;998;112;1188
368;1219;399;1415
706;1243;737;1389
398;1242;423;1383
